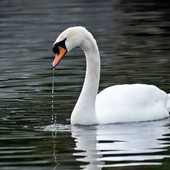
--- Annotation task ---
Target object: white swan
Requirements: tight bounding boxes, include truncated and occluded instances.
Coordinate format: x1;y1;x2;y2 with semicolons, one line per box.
52;26;170;125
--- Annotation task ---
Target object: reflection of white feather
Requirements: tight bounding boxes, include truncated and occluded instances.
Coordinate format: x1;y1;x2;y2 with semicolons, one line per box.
53;26;170;125
71;119;170;169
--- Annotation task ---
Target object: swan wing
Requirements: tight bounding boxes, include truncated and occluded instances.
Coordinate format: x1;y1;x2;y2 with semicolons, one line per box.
96;84;169;124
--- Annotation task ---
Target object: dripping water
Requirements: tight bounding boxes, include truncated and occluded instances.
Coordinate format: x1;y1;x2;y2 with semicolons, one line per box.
51;68;57;125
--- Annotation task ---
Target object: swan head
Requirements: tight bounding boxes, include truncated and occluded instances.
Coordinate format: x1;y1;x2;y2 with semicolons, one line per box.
52;26;94;68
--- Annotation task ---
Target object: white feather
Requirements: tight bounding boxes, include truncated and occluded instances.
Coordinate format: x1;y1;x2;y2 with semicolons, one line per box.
53;26;170;125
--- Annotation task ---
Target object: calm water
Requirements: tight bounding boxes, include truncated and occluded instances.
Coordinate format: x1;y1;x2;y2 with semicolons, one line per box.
0;0;170;169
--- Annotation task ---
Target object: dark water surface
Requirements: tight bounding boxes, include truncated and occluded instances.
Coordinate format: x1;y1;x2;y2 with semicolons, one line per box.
0;0;170;169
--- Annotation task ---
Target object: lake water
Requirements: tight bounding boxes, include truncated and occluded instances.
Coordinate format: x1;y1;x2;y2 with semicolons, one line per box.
0;0;170;169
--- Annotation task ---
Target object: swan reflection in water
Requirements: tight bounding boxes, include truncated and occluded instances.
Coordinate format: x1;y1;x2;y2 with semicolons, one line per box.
71;118;170;169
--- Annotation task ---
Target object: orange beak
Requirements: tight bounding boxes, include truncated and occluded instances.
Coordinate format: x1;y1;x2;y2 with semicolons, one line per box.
52;46;67;68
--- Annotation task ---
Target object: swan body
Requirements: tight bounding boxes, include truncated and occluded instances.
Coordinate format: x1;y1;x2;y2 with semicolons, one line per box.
52;26;170;125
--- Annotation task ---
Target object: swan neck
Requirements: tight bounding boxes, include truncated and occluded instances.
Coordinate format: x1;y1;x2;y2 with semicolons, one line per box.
71;36;100;125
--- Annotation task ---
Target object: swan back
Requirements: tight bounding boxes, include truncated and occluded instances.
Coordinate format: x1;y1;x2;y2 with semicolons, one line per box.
96;84;170;124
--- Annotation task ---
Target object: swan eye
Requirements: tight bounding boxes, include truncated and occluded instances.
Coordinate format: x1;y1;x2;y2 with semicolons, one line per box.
52;45;59;54
52;38;67;54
